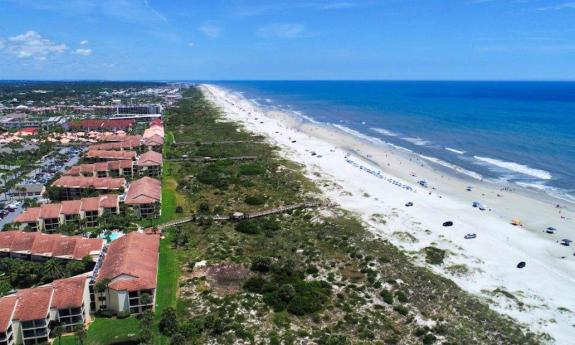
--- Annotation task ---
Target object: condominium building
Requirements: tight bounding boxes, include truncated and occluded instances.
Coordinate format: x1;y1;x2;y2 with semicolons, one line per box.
14;195;120;232
123;177;161;218
51;176;126;200
94;232;160;314
0;275;91;345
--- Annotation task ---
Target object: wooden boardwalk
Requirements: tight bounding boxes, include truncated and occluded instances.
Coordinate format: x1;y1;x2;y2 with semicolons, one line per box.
173;140;263;146
158;201;325;230
167;156;258;163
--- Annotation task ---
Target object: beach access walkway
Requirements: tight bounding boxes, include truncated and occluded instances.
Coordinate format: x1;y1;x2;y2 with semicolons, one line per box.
172;140;264;146
158;201;325;230
167;156;259;163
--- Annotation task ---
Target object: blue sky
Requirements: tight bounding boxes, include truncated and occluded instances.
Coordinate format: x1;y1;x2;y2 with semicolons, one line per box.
0;0;574;80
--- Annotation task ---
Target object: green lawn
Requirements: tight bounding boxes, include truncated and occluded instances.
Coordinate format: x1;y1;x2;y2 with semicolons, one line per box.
155;236;180;314
54;317;140;345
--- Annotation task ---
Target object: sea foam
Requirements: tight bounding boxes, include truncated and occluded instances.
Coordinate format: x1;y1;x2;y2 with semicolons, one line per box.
370;127;399;137
445;147;466;155
474;156;552;180
401;137;430;146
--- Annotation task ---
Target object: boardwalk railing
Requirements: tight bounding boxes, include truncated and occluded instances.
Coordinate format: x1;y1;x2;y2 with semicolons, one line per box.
173;140;263;146
167;156;258;163
158;201;326;230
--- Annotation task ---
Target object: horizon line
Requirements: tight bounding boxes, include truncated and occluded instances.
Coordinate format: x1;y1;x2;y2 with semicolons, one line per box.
1;79;575;83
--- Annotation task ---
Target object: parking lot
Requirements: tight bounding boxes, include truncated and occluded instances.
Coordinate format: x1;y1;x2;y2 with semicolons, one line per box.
18;146;83;186
0;145;85;230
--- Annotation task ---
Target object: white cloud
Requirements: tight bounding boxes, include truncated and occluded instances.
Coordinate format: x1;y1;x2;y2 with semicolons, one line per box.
3;31;67;59
537;2;575;10
188;42;195;47
73;48;93;56
319;2;357;10
80;40;89;45
257;23;306;39
199;24;223;38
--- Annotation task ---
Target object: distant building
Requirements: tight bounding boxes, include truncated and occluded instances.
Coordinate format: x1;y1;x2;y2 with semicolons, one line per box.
94;105;162;119
0;113;65;130
8;184;45;200
65;119;135;132
85;150;137;162
65;161;134;179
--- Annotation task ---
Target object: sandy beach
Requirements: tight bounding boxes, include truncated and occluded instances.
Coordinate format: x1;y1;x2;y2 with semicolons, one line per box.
201;84;575;344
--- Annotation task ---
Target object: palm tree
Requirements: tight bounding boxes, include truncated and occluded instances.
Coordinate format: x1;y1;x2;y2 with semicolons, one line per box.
140;292;152;306
44;259;64;281
51;323;63;345
94;278;110;310
74;324;86;345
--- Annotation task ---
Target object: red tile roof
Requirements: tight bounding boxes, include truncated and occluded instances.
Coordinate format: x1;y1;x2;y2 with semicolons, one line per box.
66;119;135;131
80;196;101;212
17;127;38;135
0;296;18;332
89;135;142;151
149;118;162;126
0;275;88;327
40;203;61;219
60;200;83;215
86;150;137;160
97;232;160;292
124;177;161;205
136;150;163;167
52;176;126;190
65;160;133;176
14;207;42;223
30;233;57;255
51;275;87;309
143;134;164;147
0;231;104;261
14;287;53;322
143;125;164;140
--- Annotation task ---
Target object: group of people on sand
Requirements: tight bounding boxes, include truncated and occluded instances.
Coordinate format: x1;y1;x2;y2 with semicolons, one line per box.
345;154;414;192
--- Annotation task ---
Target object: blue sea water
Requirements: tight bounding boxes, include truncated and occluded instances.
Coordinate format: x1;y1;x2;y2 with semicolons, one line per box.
211;81;575;201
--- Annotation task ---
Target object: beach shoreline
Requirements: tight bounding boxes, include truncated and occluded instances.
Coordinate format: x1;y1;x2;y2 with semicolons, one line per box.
200;83;575;343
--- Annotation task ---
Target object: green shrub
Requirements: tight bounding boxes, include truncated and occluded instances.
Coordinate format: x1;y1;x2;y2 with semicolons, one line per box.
235;219;280;235
117;311;130;319
393;305;409;316
278;284;296;302
235;220;260;234
422;333;437;344
97;309;114;318
264;291;288;311
239;163;265;175
305;265;319;275
245;195;266;205
198;202;210;213
251;256;273;273
424;247;446;265
380;289;393;304
244;276;266;293
395;290;409;303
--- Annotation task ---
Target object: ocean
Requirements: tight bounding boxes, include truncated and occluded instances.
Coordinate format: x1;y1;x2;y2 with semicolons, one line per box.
210;81;575;202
